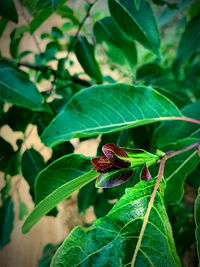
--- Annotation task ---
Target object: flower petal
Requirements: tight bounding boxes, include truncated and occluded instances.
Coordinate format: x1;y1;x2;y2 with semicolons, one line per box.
141;164;152;181
102;143;131;168
92;156;119;172
95;169;134;188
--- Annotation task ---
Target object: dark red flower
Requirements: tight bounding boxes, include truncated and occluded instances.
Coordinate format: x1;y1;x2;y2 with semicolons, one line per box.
92;143;131;173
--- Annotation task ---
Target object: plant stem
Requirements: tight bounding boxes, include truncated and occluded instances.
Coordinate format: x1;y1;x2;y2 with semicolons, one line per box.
165;140;200;159
2;57;91;87
131;156;166;266
66;0;98;62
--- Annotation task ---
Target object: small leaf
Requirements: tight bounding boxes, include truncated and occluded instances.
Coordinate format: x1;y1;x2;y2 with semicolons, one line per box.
18;198;28;221
51;179;181;266
108;0;160;55
22;169;98;234
0;0;18;23
0;197;14;249
0;66;43;111
74;36;102;83
41;83;182;147
134;0;141;10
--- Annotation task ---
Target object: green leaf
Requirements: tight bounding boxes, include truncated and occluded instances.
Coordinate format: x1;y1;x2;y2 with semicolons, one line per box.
0;0;18;23
174;14;200;72
22;156;98;234
38;243;59;267
195;188;200;262
41;83;182;147
0;66;43;111
78;180;97;213
153;100;200;148
0;18;8;37
159;138;200;205
30;0;67;33
0;137;21;176
0;197;14;249
108;0;160;56
74;36;102;83
35;154;92;204
18;198;28;221
21;148;45;199
94;16;137;71
51;179;181;266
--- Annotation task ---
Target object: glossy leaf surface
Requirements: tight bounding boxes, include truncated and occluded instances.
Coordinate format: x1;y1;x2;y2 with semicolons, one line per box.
22;154;98;233
51;179;181;267
74;36;102;83
35;154;92;204
108;0;160;55
41;83;182;147
94;16;137;71
0;67;43;111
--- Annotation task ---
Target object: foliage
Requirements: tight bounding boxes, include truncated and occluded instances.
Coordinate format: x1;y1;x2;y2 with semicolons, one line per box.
0;0;200;266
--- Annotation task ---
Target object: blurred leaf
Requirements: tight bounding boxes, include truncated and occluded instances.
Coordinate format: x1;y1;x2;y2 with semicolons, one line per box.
22;169;98;234
78;180;97;213
0;137;21;176
93;192;114;218
157;0;196;27
0;18;8;37
18;197;28;221
108;0;160;56
94;16;137;71
51;26;63;39
51;179;181;266
30;0;67;33
47;141;74;164
0;0;18;23
0;197;14;249
174;14;200;73
136;63;162;81
0;106;34;132
41;84;182;147
56;5;78;24
0;66;43;111
74;36;102;83
195;188;200;262
21;148;45;199
134;0;141;10
186;164;200;189
38;243;59;267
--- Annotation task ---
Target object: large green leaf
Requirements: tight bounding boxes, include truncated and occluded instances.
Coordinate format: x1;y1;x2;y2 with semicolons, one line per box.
0;197;14;249
74;36;102;84
35;154;92;204
152;100;200;148
41;83;182;147
195;188;200;262
0;0;18;23
108;0;160;56
174;14;200;71
0;67;43;111
22;156;98;233
51;179;181;266
94;16;137;71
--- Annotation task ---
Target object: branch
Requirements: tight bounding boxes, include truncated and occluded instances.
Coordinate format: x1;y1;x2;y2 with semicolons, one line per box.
165;140;200;159
66;0;98;61
2;57;92;87
131;156;167;266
